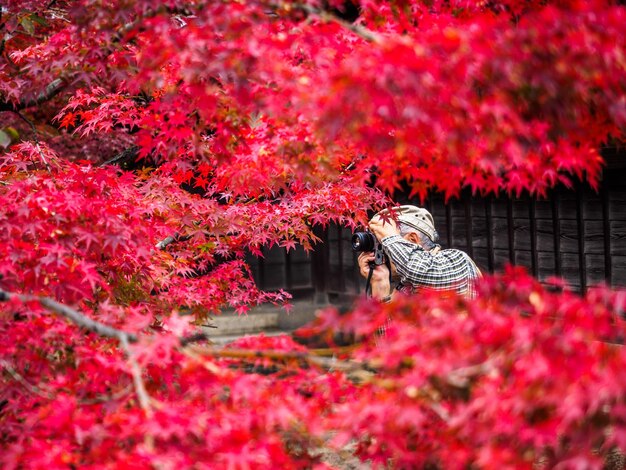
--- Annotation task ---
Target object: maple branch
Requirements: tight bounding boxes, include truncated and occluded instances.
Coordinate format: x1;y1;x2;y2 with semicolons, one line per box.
21;78;66;110
297;4;381;43
0;78;66;112
0;359;133;404
0;288;138;343
156;232;192;250
0;359;56;400
98;145;140;168
13;111;51;172
120;334;153;415
0;288;154;412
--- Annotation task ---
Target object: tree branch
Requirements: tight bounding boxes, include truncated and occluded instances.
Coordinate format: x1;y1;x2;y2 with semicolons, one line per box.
14;110;52;171
0;78;66;112
297;4;381;43
0;288;137;342
98;145;140;168
120;334;153;415
21;78;66;109
0;359;56;400
155;232;193;250
0;288;154;412
0;359;133;404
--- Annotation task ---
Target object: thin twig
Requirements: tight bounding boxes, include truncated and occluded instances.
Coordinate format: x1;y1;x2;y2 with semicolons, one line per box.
298;4;382;43
0;359;56;400
0;288;155;413
444;355;500;388
120;334;153;416
0;359;132;404
13;111;51;172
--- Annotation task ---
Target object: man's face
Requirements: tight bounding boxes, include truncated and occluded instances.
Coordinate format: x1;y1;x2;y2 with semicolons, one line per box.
402;230;421;246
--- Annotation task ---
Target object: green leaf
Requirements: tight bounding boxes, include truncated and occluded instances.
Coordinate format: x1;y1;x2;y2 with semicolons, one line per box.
4;127;19;140
30;15;49;27
0;130;12;149
20;17;35;35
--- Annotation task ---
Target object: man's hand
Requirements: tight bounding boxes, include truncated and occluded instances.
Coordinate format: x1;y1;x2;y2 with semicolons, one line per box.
357;252;391;300
368;213;400;241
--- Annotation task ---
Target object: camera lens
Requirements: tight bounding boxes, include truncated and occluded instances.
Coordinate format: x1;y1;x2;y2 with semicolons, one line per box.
351;232;376;252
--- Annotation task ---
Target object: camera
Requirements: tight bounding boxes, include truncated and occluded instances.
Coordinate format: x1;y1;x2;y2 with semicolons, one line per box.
351;231;386;266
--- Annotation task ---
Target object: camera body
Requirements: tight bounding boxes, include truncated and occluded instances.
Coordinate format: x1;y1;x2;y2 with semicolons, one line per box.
351;231;386;266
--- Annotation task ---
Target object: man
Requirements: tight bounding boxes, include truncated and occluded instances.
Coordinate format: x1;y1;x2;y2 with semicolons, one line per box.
357;205;481;301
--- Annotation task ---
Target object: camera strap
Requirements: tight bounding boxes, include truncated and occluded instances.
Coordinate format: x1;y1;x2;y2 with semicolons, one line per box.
365;258;393;299
365;264;375;297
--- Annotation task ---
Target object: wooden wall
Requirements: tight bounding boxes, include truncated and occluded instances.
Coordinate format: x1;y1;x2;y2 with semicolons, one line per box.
248;167;626;299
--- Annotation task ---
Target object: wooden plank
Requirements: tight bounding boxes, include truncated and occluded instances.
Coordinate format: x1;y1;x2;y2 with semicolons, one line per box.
609;221;626;256
311;227;329;301
327;242;354;267
289;246;310;263
465;198;474;258
326;225;343;243
492;218;511;250
514;250;533;270
507;199;515;263
449;199;465;218
612;256;626;288
560;253;582;291
445;204;453;247
450;217;469;250
289;263;313;288
585;254;607;287
263;267;287;291
582;193;604;221
513;220;532;251
529;199;538;277
493;249;511;271
551;193;562;276
491;198;509;218
264;246;287;264
602;185;612;286
537;252;557;282
534;198;553;219
431;201;449;247
558;191;578;219
583;220;606;254
535;219;555;252
576;188;587;292
485;196;495;272
609;190;626;220
471;217;489;249
471;198;486;213
513;196;530;218
472;247;490;273
246;257;261;286
558;219;580;253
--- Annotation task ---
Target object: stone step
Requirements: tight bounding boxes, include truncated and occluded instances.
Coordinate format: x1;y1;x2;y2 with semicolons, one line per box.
206;310;280;336
202;300;329;344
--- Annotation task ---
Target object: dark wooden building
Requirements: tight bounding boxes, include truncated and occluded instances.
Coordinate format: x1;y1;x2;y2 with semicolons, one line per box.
248;162;626;303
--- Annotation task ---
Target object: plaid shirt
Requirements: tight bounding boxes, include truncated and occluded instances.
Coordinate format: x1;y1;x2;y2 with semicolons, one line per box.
381;235;482;299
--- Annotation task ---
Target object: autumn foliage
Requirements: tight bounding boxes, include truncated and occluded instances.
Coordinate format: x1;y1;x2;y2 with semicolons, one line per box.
1;0;626;468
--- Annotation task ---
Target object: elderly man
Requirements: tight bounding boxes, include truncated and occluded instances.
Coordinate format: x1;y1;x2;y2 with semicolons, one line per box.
357;205;481;302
